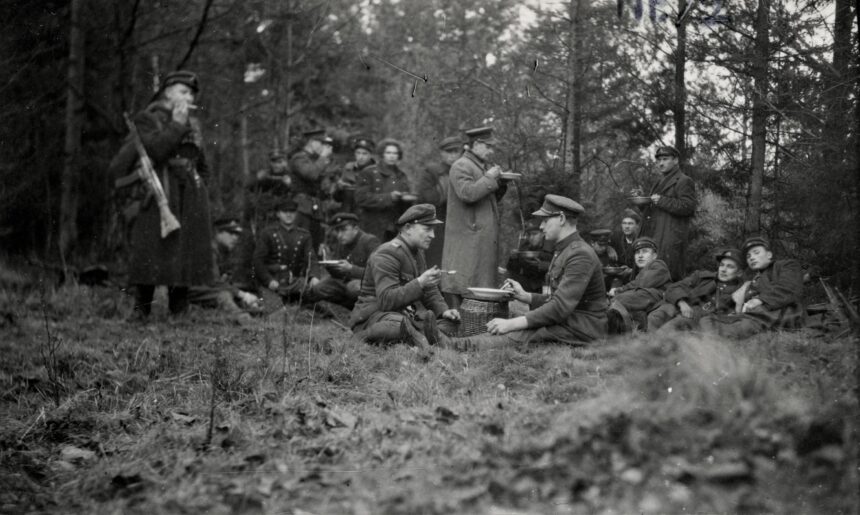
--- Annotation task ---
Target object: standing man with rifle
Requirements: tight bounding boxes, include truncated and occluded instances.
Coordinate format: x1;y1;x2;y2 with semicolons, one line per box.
109;70;214;319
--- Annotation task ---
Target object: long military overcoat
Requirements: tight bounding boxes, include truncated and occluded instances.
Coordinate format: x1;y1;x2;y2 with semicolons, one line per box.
441;151;506;295
110;102;213;286
640;167;696;280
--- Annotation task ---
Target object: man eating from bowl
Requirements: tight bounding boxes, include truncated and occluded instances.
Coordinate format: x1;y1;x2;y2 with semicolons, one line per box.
348;204;460;351
438;194;608;350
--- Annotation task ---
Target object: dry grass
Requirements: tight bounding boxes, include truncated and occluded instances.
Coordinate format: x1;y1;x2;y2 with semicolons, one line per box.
0;284;857;514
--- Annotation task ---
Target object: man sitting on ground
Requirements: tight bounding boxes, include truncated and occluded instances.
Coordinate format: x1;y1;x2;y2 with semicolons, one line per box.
253;198;322;312
607;237;671;332
441;195;608;350
589;228;625;291
188;217;260;322
648;248;745;332
348;204;460;350
700;236;804;339
505;219;552;293
310;212;380;308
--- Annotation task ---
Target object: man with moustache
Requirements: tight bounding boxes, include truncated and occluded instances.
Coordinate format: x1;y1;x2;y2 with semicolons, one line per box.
349;204;460;349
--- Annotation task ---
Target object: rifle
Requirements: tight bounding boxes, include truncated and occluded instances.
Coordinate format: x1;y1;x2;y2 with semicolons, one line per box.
122;112;181;238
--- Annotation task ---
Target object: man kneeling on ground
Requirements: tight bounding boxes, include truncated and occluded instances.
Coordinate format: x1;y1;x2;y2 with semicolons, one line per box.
310;212;380;308
606;237;671;333
188;217;260;323
442;194;608;350
348;204;460;349
700;236;804;339
648;248;745;332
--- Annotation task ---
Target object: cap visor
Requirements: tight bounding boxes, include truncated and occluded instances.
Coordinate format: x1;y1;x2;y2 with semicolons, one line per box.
420;219;444;225
531;208;556;217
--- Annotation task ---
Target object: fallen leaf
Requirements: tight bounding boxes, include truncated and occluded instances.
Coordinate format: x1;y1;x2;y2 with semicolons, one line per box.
60;445;95;462
435;406;458;424
325;408;357;430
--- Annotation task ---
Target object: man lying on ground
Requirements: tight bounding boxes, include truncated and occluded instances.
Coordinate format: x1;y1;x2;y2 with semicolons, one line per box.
437;194;608;351
700;236;804;339
606;237;671;333
348;204;460;349
648;247;745;332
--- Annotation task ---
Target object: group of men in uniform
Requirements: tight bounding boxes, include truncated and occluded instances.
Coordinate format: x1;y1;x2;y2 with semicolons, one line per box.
113;69;804;344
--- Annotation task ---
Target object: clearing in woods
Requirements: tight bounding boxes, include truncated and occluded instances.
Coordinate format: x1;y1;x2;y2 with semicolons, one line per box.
1;284;857;514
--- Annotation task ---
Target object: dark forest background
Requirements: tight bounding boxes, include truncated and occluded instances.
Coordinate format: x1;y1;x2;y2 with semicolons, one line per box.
0;0;857;289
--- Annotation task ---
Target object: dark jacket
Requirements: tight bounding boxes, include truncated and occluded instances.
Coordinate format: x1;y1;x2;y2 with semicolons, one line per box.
243;174;292;233
611;232;637;269
349;236;448;330
640;167;696;280
253;223;321;286
110;102;214;286
523;232;608;343
664;270;743;315
441;151;507;294
354;162;413;240
330;230;381;281
741;259;805;329
615;259;672;296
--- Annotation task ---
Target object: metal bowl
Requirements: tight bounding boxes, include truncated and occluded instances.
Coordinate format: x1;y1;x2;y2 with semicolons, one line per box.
627;196;651;206
603;266;626;276
466;287;514;302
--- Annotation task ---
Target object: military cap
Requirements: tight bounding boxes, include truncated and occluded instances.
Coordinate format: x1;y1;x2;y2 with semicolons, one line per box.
655;145;680;159
303;128;327;141
622;208;642;224
213;216;242;234
742;235;771;254
161;70;200;93
531;194;585;218
589;229;612;243
321;135;334;145
353;137;375;152
524;219;542;232
397;204;444;226
438;136;465;152
715;247;744;268
465;126;500;146
273;198;298;212
269;149;287;161
331;212;359;229
632;236;658;252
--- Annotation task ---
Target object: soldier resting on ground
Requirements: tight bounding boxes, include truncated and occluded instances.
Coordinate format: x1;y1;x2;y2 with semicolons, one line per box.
253;198;322;312
505;219;552;294
648;247;745;332
589;228;626;291
607;237;672;333
310;212;380;309
700;236;805;339
437;195;608;351
188;217;260;323
348;204;460;349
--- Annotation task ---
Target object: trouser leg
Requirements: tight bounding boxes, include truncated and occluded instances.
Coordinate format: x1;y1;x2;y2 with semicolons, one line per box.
700;315;766;340
133;284;155;316
168;286;189;314
647;302;678;331
307;277;349;305
354;313;407;344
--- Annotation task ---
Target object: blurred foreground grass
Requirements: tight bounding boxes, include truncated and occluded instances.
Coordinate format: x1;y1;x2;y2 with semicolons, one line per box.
1;284;857;514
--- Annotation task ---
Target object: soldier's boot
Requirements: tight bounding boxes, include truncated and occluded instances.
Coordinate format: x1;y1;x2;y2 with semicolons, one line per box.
607;303;633;335
399;317;432;353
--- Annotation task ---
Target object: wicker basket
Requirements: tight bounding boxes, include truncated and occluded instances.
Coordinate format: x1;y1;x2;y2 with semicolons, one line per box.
459;298;510;336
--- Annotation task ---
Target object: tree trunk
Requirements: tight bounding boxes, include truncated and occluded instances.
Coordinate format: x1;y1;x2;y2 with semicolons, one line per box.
562;0;582;200
745;0;769;235
673;0;687;160
59;0;85;266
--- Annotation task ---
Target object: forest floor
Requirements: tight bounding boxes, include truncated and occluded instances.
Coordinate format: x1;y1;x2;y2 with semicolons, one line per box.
1;283;858;514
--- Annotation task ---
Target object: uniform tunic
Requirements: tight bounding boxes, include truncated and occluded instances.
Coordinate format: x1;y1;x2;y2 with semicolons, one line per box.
349;236;450;342
610;231;637;270
648;270;743;331
414;161;451;267
289;149;329;248
700;259;805;339
611;259;672;313
640;167;696;280
441;151;507;295
457;232;608;347
354;162;413;240
310;230;381;307
253;223;321;297
321;159;375;218
110;102;213;287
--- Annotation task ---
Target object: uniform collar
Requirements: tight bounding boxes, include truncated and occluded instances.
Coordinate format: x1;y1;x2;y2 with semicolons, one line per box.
552;231;582;252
